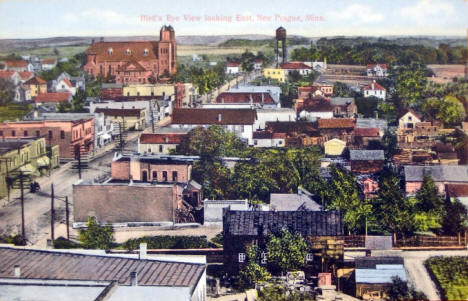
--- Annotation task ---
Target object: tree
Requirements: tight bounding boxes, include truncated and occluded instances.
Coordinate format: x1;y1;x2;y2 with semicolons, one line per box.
258;284;315;301
266;228;307;274
415;175;444;213
441;199;468;235
333;82;354;97
239;244;271;288
437;96;466;126
373;169;415;237
240;50;255;72
388;276;427;301
390;63;428;108
0;78;15;105
53;47;59;56
78;216;114;249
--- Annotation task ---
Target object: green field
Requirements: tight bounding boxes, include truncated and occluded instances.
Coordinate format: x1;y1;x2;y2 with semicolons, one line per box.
426;257;468;300
0;45;88;59
0;103;33;123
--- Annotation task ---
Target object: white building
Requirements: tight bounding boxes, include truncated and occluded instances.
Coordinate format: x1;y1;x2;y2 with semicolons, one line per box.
254;108;296;130
398;109;422;129
226;62;241;74
366;63;388;77
280;62;313;76
363;81;386;100
252;131;286;147
138;128;190;155
203;199;249;225
170;108;257;145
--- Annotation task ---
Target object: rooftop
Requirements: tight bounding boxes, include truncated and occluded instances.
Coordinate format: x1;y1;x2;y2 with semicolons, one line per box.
350;150;385;161
270;189;322;211
94;108;143;117
35;92;71;103
171;108;257;125
215;92;275;104
279;62;311;70
317;118;355;129
354;128;380;137
223;210;343;237
404;165;468;182
0;247;205;288
139;133;187;144
0;138;37;155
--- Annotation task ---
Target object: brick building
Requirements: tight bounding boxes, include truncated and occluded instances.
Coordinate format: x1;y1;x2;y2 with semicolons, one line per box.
74;154;202;224
350;150;385;174
0;117;94;159
84;25;176;84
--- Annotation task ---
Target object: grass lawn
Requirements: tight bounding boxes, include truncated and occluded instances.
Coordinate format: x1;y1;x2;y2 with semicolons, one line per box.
0;102;33;122
425;257;468;300
0;45;88;59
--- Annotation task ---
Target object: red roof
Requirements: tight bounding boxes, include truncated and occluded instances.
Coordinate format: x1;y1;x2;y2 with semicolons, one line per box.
86;41;160;63
253;131;286;139
317;118;355;129
171;108;257;125
41;58;57;65
35;92;71;103
446;184;468;197
0;70;16;79
215;92;275;104
279;62;311;70
4;60;29;68
25;75;47;85
60;78;74;88
354;127;380;137
139;133;186;144
17;71;34;80
226;62;241;67
363;82;386;91
366;63;387;70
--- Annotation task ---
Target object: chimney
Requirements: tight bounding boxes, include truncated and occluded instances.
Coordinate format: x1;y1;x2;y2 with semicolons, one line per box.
14;265;20;278
130;272;138;286
261;93;264;104
218;114;222;122
100;37;104;42
139;243;147;259
33;109;38;119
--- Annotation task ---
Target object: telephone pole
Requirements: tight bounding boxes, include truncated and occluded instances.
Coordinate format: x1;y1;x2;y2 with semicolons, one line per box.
20;171;26;245
65;196;70;240
50;183;55;243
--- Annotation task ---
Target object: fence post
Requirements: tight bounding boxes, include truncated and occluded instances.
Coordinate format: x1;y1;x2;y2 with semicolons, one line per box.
458;232;461;246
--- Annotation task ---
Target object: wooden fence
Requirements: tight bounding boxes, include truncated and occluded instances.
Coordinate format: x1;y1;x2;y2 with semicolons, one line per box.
342;233;467;248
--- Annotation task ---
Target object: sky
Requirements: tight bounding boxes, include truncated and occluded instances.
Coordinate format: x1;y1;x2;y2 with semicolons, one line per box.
0;0;468;39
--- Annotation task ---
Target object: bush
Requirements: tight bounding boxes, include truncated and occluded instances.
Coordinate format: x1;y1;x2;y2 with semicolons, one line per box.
0;234;24;245
122;235;217;251
53;236;82;249
426;257;468;300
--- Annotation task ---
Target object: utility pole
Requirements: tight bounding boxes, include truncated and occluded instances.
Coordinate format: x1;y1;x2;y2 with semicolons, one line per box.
65;196;70;240
19;171;26;245
50;183;55;243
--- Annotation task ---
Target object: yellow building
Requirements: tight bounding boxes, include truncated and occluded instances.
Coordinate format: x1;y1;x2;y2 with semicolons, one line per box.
24;75;47;98
0;137;59;198
95;108;146;131
324;138;346;156
263;68;287;82
123;84;175;98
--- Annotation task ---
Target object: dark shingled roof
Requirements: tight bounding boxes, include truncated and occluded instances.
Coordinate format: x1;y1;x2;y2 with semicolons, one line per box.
355;256;403;269
171;109;257;125
0;247;205;288
95;108;143;117
223;210;343;237
404;165;468;182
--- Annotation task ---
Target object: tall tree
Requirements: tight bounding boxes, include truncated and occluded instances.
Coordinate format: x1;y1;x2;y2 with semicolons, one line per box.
78;217;114;249
441;199;468;235
0;78;15;105
266;228;307;274
390;63;428;108
239;244;271;288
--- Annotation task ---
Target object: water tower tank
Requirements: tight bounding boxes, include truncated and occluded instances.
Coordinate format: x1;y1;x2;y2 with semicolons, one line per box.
276;27;286;40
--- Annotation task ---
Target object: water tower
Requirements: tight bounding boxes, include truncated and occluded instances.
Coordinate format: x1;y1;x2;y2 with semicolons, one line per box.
275;26;287;67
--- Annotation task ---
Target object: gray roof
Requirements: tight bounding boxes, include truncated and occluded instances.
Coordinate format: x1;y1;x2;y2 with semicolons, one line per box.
101;83;123;89
330;97;355;106
350;150;385;161
0;247;205;288
404;165;468;182
270;188;322;211
355;257;406;284
223;210;343;236
27;112;94;121
356;118;388;130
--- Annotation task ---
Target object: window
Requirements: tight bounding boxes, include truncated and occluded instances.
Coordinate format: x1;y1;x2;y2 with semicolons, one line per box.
306;253;313;262
152;171;157;180
238;253;246;263
172;171;178;182
125;49;131;55
108;48;113;55
261;252;267;264
162;171;167;182
24;130;28;137
159;145;163;153
0;130;3;136
143;48;149;56
60;130;65;139
408;116;412;121
11;130;15;137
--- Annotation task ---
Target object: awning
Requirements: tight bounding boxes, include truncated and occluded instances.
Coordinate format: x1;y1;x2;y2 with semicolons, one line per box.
19;164;35;174
37;156;50;167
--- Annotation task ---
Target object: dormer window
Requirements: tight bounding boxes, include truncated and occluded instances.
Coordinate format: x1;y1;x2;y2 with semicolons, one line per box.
107;48;113;55
143;48;149;56
125;49;131;55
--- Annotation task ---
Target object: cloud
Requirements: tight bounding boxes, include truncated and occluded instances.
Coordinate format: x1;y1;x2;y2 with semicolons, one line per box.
399;0;455;21
328;4;384;23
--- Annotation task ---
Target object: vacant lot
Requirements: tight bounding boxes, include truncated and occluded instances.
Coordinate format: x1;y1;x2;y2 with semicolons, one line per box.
425;256;468;300
0;103;32;122
0;45;88;59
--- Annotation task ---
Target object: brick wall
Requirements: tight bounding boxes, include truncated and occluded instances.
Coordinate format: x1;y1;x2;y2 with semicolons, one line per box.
112;159;191;182
73;184;182;223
